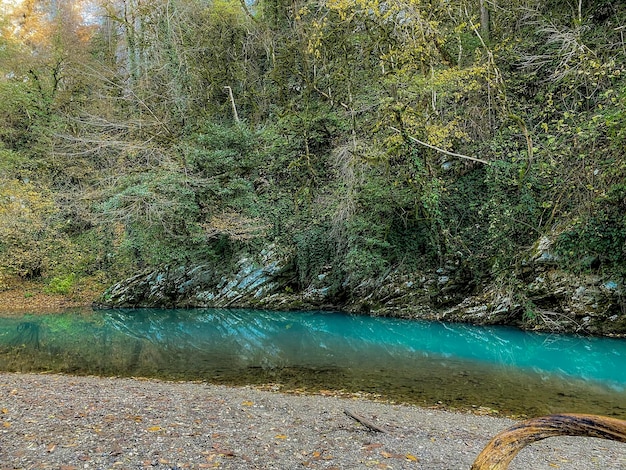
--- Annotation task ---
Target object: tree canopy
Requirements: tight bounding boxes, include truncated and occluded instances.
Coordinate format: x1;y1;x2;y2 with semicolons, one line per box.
1;0;625;320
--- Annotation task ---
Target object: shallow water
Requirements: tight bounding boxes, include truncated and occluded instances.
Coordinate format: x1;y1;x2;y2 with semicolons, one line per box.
1;308;625;417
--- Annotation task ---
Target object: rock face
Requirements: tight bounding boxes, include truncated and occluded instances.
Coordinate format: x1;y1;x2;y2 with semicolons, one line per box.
438;235;625;335
97;243;626;336
98;247;291;309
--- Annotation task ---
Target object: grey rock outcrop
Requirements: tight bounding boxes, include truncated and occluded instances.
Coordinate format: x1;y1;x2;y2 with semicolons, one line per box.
98;247;292;309
97;241;626;335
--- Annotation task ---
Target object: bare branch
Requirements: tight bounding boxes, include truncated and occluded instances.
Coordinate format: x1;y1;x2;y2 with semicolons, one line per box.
390;127;489;165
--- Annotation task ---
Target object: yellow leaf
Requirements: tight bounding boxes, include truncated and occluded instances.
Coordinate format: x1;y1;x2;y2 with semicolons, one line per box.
241;401;254;407
1;408;8;414
147;426;162;432
3;422;11;428
406;453;418;462
274;434;287;439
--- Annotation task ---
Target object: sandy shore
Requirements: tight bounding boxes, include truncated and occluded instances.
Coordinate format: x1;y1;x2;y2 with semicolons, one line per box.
1;373;626;469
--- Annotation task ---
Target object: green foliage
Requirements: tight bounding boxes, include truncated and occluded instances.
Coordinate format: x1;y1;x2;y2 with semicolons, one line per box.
45;273;77;295
606;86;626;155
93;122;265;270
0;80;37;149
1;0;626;307
176;0;262;122
185;123;264;238
556;184;626;277
98;170;204;266
482;160;542;262
337;159;441;283
0;147;28;177
0;179;57;278
185;123;257;193
344;214;391;280
293;226;335;287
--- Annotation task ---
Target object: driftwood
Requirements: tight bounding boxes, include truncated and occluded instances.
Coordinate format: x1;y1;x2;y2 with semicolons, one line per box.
344;409;387;433
471;413;626;470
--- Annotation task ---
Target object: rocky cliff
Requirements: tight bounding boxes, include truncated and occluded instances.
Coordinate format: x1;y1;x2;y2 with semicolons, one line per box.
96;241;625;336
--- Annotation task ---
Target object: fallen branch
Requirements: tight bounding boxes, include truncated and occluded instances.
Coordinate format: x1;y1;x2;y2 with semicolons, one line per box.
471;413;626;470
344;409;387;433
390;126;489;165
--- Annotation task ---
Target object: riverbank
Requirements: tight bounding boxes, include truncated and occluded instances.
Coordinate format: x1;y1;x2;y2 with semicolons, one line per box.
1;373;625;469
96;254;626;336
0;281;94;314
3;269;625;337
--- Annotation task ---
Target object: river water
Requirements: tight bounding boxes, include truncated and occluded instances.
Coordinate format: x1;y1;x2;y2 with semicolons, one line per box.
1;308;625;417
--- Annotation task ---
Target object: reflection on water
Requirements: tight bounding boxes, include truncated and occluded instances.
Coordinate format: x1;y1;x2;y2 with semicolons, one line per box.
1;308;626;417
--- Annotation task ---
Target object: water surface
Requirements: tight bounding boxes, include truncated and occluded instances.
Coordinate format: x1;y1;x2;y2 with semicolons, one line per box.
1;308;625;417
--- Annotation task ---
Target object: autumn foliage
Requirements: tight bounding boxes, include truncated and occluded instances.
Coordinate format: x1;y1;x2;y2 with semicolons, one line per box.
0;0;625;323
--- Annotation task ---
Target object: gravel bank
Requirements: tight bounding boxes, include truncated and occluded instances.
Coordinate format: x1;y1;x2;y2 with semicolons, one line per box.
1;373;625;469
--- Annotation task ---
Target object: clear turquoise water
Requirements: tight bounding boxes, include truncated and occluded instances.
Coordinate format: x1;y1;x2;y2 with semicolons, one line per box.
1;308;625;417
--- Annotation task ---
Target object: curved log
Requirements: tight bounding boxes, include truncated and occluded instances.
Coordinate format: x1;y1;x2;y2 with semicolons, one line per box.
471;413;626;470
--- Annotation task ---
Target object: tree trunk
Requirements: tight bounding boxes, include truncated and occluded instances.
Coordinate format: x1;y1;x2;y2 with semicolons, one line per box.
479;0;490;43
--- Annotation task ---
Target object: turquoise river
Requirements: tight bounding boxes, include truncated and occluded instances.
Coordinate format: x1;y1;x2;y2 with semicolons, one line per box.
1;308;625;417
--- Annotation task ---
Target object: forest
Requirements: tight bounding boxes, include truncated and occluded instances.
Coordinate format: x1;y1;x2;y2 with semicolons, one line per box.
1;0;625;331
